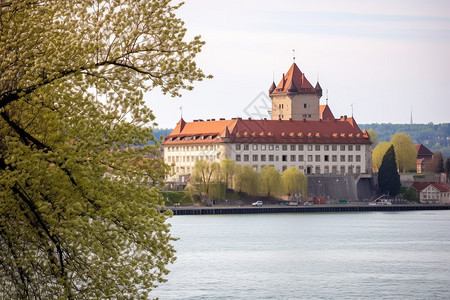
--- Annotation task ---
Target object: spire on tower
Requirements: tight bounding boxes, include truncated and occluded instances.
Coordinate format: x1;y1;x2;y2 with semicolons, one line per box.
293;49;295;63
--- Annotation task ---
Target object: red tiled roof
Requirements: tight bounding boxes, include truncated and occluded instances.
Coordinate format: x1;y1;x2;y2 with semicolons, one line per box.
415;144;433;156
270;63;318;95
319;105;335;120
412;182;450;192
163;117;371;145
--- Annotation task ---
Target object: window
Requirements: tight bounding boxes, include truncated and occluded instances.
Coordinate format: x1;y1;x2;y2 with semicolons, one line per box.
261;155;266;161
356;155;361;162
276;145;280;150
308;145;313;151
324;145;329;151
261;145;266;150
315;155;320;162
356;145;361;151
308;155;313;162
348;155;353;162
315;166;320;174
340;166;345;174
332;145;337;151
244;144;249;150
348;166;353;173
282;145;288;151
290;145;296;151
282;155;287;162
340;145;345;151
340;155;345;162
290;155;296;162
356;166;361;173
282;165;287;172
252;144;258;150
304;103;307;108
324;155;329;162
299;145;304;151
315;145;320;151
253;155;258;161
332;155;337;162
332;166;337;174
244;155;249;162
269;155;274;161
348;145;353;151
298;155;304;162
324;166;329;174
269;145;274;150
276;156;279;161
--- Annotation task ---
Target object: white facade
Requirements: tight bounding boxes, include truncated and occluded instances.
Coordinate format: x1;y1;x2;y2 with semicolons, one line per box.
418;185;450;204
164;141;371;178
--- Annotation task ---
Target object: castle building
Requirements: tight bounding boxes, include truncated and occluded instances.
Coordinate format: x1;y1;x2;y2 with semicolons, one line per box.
162;63;372;182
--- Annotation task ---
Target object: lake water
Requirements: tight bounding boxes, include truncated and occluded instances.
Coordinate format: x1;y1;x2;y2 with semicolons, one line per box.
151;211;450;299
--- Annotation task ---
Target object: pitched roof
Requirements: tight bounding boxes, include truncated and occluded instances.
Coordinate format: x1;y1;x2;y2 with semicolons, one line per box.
412;182;450;192
268;81;276;94
319;105;335;121
270;63;317;95
163;117;371;145
416;144;433;156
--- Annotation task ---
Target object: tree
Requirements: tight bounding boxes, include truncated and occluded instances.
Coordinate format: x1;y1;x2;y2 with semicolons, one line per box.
234;165;260;197
260;166;282;197
220;159;236;189
390;133;417;173
1;1;209;298
190;160;221;200
281;167;307;196
445;158;450;183
378;145;401;196
429;151;444;173
372;142;391;172
367;128;378;147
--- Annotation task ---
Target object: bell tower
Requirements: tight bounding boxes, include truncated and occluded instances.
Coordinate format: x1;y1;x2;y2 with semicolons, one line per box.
269;63;322;120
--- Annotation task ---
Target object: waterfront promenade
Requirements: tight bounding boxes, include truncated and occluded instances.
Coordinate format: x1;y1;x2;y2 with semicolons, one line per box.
168;204;450;215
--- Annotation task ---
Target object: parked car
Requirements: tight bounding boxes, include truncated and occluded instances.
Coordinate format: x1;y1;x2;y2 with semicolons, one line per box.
303;202;313;206
252;201;263;206
288;201;299;206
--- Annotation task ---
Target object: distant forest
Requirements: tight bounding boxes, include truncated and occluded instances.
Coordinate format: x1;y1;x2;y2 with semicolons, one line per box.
359;123;450;157
153;123;450;157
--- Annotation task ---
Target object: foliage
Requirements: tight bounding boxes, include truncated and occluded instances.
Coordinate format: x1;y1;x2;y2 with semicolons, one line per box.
378;145;401;196
367;128;378;147
429;151;444;173
404;187;419;202
281;167;308;196
234;165;260;197
220;159;236;190
260;166;282;197
190;160;221;199
160;191;193;205
390;133;417;173
360;123;450;157
0;0;209;298
372;142;391;172
445;158;450;183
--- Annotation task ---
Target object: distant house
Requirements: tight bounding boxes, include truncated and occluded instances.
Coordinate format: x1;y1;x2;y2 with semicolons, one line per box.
411;182;450;204
416;144;433;173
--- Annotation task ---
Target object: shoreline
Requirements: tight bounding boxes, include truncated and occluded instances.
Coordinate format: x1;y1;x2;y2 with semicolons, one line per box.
167;204;450;215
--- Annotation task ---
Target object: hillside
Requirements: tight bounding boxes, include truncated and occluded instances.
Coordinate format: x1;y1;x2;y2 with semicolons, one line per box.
360;123;450;157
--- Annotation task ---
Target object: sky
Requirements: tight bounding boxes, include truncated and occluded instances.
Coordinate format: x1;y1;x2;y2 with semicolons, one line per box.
145;0;450;129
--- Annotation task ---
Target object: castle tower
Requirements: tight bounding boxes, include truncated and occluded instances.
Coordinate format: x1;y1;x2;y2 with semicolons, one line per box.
269;63;322;120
